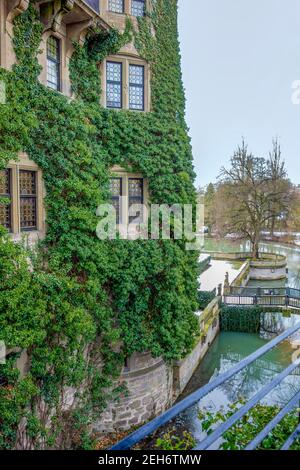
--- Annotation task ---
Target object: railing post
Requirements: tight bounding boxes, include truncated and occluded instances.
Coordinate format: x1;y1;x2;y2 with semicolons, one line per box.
257;287;261;298
285;295;289;307
253;295;258;306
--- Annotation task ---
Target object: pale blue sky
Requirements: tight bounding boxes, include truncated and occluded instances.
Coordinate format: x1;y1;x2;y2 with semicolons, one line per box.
178;0;300;187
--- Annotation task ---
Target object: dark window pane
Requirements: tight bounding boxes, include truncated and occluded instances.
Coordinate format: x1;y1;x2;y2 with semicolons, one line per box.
19;170;37;231
129;65;144;110
0;169;10;194
106;62;122;108
110;178;122;224
0;169;11;230
131;0;145;17
108;0;124;13
47;36;60;91
128;178;143;223
84;0;100;12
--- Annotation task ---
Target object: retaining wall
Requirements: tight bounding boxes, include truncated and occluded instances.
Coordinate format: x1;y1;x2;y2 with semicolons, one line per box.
94;299;221;433
93;353;173;433
206;251;288;284
173;297;220;396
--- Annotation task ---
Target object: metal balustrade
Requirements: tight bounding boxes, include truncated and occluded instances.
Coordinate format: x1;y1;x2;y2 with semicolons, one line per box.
224;286;300;308
110;322;300;450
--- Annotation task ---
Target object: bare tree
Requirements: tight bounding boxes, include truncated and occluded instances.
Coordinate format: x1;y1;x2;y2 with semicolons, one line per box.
268;138;291;236
219;139;291;258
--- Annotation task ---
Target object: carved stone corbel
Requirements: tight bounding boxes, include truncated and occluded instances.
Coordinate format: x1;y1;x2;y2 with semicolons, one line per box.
66;17;109;57
67;18;96;45
7;0;30;22
39;0;75;32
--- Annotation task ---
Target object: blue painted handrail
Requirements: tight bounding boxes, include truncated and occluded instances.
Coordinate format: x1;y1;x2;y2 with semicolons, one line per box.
281;424;300;450
245;390;300;450
110;321;300;450
195;359;300;450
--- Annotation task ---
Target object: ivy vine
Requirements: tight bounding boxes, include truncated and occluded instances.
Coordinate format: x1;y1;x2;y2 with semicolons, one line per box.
0;0;199;449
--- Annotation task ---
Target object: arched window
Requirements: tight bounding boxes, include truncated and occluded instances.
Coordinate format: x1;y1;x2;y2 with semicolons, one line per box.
46;36;61;91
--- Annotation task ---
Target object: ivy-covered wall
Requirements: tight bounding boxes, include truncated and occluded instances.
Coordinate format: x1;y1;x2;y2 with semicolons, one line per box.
0;0;199;449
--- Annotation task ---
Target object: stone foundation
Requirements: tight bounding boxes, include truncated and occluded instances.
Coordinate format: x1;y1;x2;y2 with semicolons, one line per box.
94;299;221;433
173;310;220;396
93;353;173;433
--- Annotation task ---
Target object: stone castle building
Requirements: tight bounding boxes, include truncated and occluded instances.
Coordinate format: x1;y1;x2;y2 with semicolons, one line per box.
0;1;217;443
1;0;150;243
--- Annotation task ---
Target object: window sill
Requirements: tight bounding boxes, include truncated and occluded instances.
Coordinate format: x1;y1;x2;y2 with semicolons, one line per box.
106;106;148;113
8;230;45;246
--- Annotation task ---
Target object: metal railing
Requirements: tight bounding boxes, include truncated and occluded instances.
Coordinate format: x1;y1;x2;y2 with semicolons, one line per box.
110;322;300;451
224;286;300;308
228;286;300;297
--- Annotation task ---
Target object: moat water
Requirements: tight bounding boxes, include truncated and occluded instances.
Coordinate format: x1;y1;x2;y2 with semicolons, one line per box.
179;239;300;447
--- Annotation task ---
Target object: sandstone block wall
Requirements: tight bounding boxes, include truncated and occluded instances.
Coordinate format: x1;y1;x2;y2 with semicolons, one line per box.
93;352;173;433
173;304;220;397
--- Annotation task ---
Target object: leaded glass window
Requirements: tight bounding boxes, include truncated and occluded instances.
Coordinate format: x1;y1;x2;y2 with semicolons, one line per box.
19;170;37;231
131;0;145;17
110;177;122;224
129;64;144;111
128;178;143;223
108;0;124;13
47;36;60;91
0;169;11;230
106;62;122;109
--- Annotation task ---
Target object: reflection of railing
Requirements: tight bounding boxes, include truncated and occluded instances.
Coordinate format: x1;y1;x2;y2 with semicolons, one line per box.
111;322;300;450
224;286;300;308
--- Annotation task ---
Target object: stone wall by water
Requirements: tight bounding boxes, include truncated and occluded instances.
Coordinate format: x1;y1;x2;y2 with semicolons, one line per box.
173;299;220;396
93;353;173;433
94;299;221;433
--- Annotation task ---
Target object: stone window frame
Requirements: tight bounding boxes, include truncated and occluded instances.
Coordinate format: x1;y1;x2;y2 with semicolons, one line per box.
110;166;149;227
103;0;147;17
101;55;150;112
39;30;69;96
46;35;61;91
2;154;45;240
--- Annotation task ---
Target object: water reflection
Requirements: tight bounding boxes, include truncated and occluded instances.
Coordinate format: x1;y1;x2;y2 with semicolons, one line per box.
199;260;243;292
203;238;300;289
177;330;300;446
188;238;300;446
